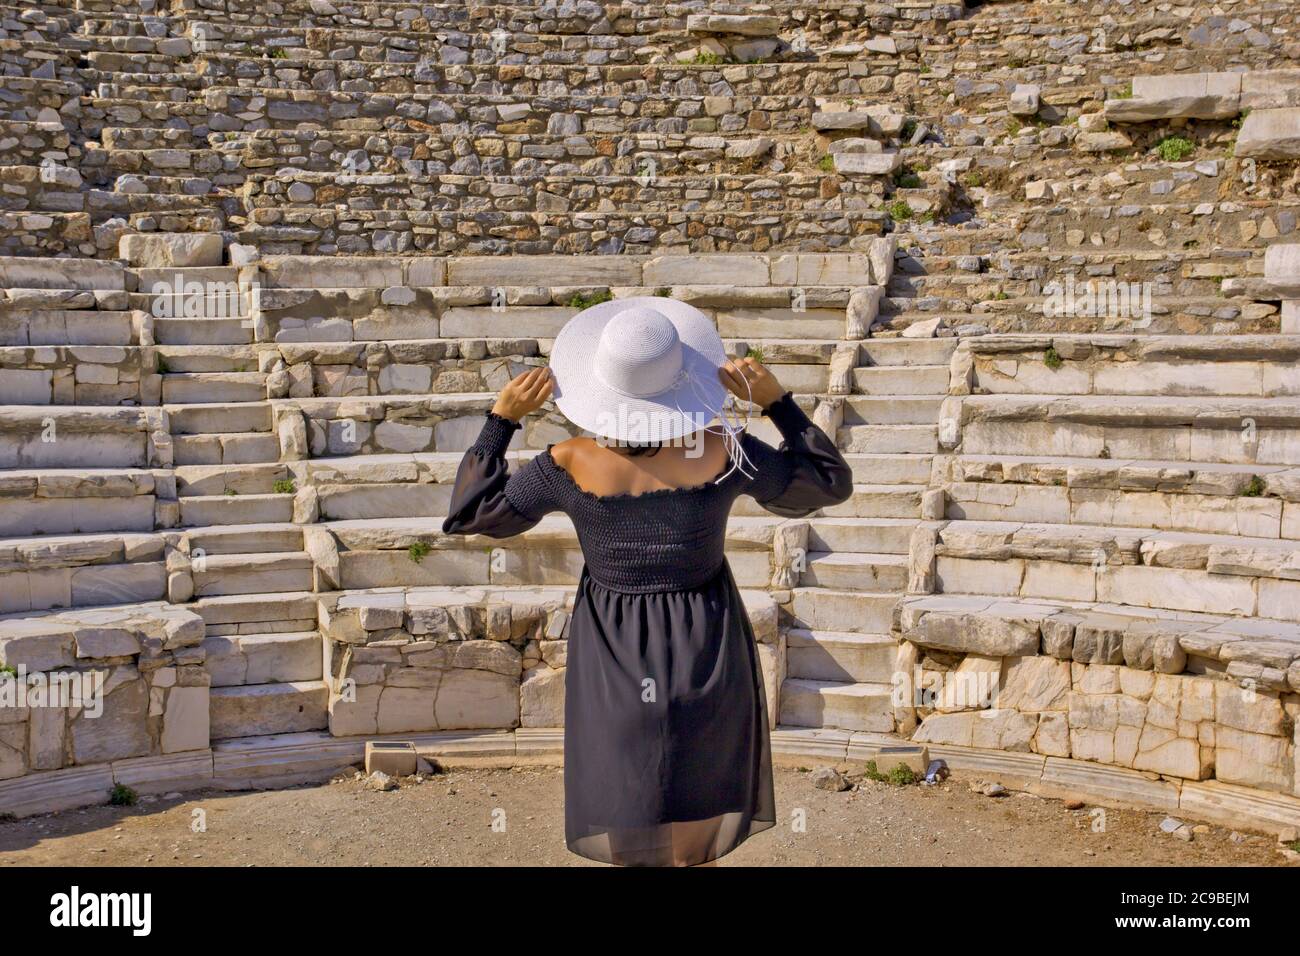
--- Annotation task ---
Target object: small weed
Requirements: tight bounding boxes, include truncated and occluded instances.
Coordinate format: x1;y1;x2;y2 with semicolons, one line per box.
894;169;922;189
0;663;16;678
691;50;723;65
155;355;169;374
993;290;1010;301
864;760;918;786
1043;346;1063;370
268;47;288;60
1155;135;1195;163
224;489;238;496
887;199;914;221
567;289;613;310
1006;118;1023;137
1242;476;1266;498
408;541;431;564
919;63;931;75
272;479;296;494
1287;838;1300;853
110;784;138;807
900;119;918;142
653;287;672;297
817;154;835;172
1232;108;1252;129
1113;82;1134;100
743;345;765;363
964;171;983;188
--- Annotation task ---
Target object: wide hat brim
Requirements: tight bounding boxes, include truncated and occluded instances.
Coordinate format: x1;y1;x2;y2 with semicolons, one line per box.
550;296;728;442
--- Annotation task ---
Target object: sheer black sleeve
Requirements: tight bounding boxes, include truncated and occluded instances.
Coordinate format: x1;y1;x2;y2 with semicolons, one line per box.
739;393;853;518
441;413;562;537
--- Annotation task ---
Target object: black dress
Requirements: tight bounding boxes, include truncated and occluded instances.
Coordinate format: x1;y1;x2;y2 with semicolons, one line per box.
442;393;852;866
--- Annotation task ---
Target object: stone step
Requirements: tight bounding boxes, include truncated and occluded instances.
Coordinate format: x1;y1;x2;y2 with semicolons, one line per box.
209;680;330;740
842;395;944;425
184;522;304;556
175;462;294;496
191;551;315;598
930;519;1300;621
843;453;933;485
154;344;260;373
203;630;324;688
838;424;940;455
806;517;917;555
898;592;1300;681
790;587;900;633
153;317;252;345
852;363;950;394
179;492;295;527
165;401;271;435
0;309;136;347
803;551;908;591
192;589;319;633
959;394;1300;464
859;337;958;367
172;431;281;466
823;484;925;519
161;371;266;403
778;677;894;732
785;628;898;683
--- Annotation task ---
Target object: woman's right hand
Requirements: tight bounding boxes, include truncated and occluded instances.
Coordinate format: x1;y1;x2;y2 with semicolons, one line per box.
720;357;786;410
492;366;554;422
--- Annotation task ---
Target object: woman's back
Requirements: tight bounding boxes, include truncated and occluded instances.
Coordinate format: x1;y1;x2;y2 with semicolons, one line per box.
549;431;730;499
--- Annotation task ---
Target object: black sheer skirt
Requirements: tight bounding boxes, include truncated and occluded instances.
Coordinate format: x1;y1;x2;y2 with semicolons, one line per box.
564;564;774;866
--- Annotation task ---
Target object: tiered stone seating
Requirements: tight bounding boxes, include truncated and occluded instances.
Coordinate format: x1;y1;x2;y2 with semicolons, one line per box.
1;0;1298;832
897;332;1300;806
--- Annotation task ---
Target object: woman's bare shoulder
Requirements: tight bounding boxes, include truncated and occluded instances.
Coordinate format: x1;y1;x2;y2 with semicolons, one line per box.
549;436;597;468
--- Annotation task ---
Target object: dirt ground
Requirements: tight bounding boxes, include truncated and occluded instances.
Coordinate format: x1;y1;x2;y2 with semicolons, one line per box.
0;765;1292;867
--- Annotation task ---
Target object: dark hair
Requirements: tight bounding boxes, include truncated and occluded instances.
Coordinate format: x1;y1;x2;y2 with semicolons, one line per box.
611;441;663;457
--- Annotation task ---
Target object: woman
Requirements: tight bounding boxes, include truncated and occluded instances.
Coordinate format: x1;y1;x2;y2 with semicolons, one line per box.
442;297;852;866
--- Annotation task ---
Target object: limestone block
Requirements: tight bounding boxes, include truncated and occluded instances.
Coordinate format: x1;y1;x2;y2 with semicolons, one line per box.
520;665;565;727
431;667;519;730
1104;72;1242;122
119;233;223;268
686;14;781;36
935;654;1002;712
997;656;1071;712
914;709;1037;752
1034;712;1071;757
209;682;328;738
907;611;1041;656
1009;84;1041;117
27;704;64;771
0;724;25;780
160;685;209;753
833;152;901;175
643;255;769;287
1215;725;1294;792
70;674;150;764
1235;108;1300;161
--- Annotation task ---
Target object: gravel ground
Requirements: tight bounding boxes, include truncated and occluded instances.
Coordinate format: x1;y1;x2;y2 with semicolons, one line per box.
0;766;1292;867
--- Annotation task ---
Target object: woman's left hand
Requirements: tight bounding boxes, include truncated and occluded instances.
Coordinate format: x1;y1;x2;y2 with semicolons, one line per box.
720;357;786;410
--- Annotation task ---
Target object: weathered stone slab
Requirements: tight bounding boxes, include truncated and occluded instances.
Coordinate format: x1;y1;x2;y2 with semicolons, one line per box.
1236;108;1300;161
1104;72;1242;122
119;233;223;269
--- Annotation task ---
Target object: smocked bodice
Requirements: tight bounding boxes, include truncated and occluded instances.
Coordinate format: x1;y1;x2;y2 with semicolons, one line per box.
441;395;853;594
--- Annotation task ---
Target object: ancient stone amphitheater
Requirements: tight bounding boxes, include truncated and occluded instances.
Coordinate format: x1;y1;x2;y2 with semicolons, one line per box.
1;0;1299;838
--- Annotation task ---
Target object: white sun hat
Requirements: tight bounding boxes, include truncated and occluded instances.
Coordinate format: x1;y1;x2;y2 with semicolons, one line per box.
549;296;730;443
